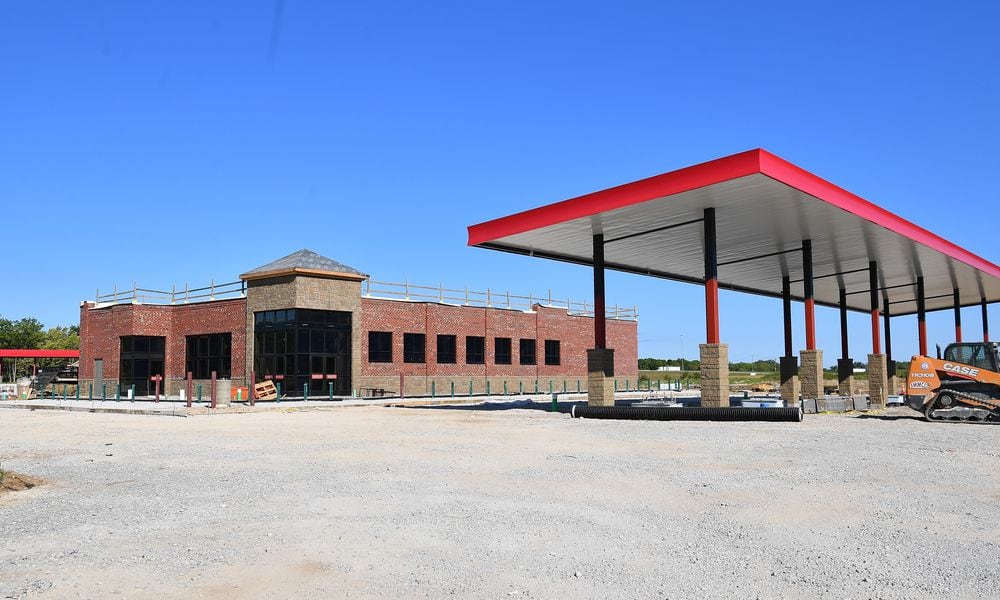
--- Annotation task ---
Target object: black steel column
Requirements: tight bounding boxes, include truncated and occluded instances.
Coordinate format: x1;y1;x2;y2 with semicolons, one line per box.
593;233;606;349
803;240;815;350
917;277;927;356
869;261;881;353
953;288;962;342
782;276;793;357
984;297;991;342
839;287;849;359
883;306;893;363
704;208;719;344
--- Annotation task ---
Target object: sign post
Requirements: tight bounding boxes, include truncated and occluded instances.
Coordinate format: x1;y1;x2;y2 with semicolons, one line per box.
150;375;163;402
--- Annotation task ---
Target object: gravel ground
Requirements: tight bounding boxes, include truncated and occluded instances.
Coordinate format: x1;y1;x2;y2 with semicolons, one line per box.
1;404;999;599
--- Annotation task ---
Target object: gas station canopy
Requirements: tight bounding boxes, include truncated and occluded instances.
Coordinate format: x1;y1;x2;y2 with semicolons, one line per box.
468;149;1000;316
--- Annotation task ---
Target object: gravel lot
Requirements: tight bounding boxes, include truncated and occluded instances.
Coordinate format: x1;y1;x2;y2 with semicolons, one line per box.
2;403;999;599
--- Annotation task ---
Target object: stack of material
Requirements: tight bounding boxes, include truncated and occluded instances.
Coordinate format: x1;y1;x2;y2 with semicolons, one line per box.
254;380;278;401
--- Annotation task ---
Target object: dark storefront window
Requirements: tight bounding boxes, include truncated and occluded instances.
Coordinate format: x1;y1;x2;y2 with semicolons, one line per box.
404;333;425;363
519;339;536;365
466;336;485;365
437;334;457;364
544;339;561;366
494;337;512;365
254;309;352;395
120;336;165;397
185;333;232;379
369;332;392;363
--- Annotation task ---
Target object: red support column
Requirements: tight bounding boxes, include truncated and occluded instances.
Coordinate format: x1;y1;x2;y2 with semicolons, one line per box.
593;234;606;349
869;261;881;354
802;240;815;350
953;288;962;343
917;277;927;356
782;276;793;357
704;208;719;344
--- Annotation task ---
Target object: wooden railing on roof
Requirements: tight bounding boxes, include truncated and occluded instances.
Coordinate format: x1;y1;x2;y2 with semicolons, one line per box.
93;280;246;307
363;279;637;321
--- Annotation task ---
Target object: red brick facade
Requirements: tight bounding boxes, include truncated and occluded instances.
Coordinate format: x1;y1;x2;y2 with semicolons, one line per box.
79;299;247;395
79;287;638;397
359;298;637;395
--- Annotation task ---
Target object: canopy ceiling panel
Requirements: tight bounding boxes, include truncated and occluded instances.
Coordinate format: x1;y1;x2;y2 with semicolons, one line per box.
468;149;1000;316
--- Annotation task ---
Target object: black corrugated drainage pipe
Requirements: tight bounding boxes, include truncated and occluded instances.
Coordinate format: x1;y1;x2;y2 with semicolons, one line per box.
571;405;803;422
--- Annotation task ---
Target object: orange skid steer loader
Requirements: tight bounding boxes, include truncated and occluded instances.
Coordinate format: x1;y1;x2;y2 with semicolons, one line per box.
905;342;1000;422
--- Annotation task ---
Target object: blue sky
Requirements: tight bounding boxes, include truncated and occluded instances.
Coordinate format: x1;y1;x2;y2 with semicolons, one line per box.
2;1;997;362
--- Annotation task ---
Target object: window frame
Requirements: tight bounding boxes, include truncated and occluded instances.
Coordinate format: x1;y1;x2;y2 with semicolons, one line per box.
544;339;561;366
368;331;393;363
403;332;426;364
436;334;457;364
519;338;537;365
494;337;512;365
185;332;233;379
466;336;485;365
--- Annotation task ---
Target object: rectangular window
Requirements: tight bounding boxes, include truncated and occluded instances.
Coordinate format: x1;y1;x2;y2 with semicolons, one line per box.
495;337;512;365
119;335;166;397
368;331;392;363
544;339;561;366
519;339;536;365
404;333;426;363
466;336;485;364
185;333;233;380
437;334;457;364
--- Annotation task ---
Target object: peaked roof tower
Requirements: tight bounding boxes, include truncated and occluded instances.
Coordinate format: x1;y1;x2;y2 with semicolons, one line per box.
240;249;368;282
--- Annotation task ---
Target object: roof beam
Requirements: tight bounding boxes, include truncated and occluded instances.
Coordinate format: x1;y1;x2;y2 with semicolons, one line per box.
717;246;802;268
602;217;704;245
788;266;870;284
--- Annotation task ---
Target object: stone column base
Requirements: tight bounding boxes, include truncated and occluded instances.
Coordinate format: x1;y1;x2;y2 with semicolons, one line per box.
700;343;730;407
779;356;800;406
587;348;615;407
800;349;824;400
868;353;889;409
837;358;856;396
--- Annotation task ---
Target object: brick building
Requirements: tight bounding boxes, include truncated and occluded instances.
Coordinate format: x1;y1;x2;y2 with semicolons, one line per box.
78;250;638;399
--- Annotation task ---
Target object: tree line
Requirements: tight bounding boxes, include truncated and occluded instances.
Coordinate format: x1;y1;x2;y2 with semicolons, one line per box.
638;357;780;372
0;316;79;380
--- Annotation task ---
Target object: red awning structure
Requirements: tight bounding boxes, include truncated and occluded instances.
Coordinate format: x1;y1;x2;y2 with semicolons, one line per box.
468;149;1000;317
0;349;80;359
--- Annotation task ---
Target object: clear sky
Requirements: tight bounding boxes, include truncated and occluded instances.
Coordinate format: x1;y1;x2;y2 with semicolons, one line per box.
2;1;998;363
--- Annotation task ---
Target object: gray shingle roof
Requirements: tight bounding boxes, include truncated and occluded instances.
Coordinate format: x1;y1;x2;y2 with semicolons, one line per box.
241;249;367;279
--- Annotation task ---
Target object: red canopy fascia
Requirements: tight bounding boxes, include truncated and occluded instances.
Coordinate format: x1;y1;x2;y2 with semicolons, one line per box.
468;149;1000;280
0;349;80;359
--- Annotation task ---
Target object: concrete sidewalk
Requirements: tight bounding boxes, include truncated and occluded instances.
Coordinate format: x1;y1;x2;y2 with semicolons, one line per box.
0;390;698;417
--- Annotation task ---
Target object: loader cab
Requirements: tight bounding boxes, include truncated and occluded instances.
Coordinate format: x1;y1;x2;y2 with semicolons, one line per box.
942;342;1000;373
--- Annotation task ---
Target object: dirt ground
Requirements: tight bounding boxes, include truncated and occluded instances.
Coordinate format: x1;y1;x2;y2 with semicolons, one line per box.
0;471;41;495
2;404;999;599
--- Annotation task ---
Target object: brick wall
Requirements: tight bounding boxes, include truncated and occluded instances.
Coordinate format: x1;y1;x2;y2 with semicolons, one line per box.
78;285;640;399
78;298;247;395
359;298;638;396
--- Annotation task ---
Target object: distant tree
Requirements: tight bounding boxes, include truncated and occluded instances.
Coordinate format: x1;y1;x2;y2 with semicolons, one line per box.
638;357;669;370
42;325;79;350
0;317;45;349
0;317;77;380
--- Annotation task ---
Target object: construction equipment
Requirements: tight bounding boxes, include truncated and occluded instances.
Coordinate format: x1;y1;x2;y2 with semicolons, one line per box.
905;342;1000;423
